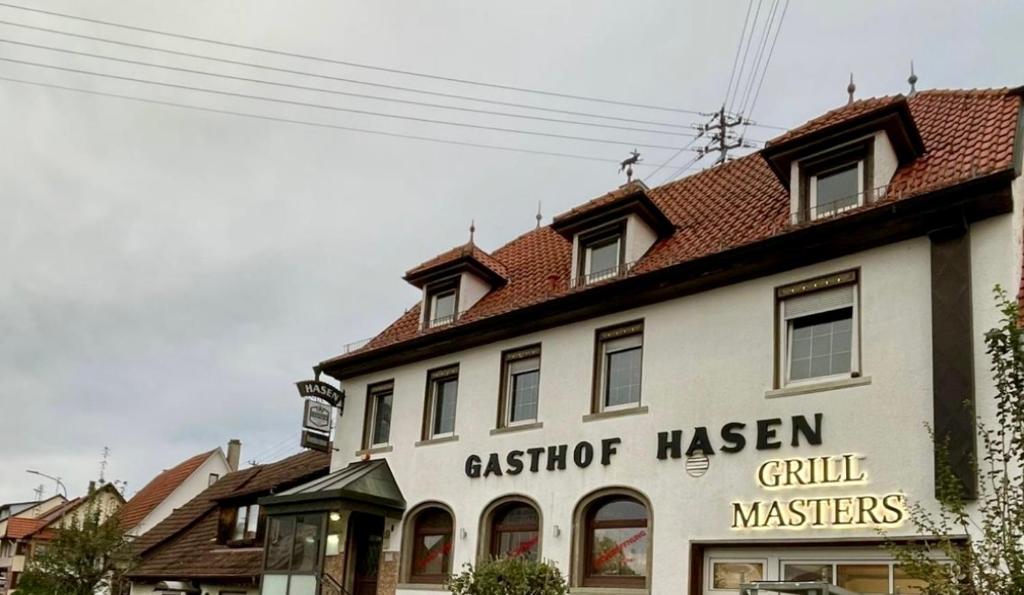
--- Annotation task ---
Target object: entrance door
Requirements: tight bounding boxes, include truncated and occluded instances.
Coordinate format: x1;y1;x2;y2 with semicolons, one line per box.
349;513;384;595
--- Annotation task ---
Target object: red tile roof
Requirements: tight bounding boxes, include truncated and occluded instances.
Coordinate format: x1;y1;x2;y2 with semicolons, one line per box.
552;179;650;225
404;241;508;285
3;517;47;539
127;450;330;581
327;89;1022;366
767;95;906;145
118;449;217;532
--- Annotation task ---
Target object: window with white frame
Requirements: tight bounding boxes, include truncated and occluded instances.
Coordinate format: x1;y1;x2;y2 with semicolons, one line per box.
363;381;393;449
777;271;859;386
798;140;872;222
424;280;459;328
593;321;644;411
231;503;260;541
423;366;458;439
810;161;863;218
499;346;541;426
782;560;928;593
577;224;625;285
709;559;766;590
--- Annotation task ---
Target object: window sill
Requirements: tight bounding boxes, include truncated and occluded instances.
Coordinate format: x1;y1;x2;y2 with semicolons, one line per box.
396;583;448;591
354;445;393;457
490;421;543;435
414;434;460;447
765;375;872;399
582;405;648;423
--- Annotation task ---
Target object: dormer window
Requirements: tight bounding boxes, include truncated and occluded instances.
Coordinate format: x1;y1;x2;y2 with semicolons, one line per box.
552;181;674;288
218;502;262;546
800;141;870;220
579;224;625;285
404;242;508;330
425;281;459;328
761;96;925;225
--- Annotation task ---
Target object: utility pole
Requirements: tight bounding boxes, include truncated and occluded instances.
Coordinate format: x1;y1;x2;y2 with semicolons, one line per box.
696;106;755;165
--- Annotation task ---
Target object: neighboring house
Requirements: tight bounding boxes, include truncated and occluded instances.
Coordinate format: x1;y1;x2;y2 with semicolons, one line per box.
0;496;66;594
250;87;1024;595
126;449;329;595
119;441;240;538
0;484;124;595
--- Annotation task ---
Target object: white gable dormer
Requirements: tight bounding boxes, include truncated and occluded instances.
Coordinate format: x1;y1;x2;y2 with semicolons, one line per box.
404;243;508;329
763;97;925;225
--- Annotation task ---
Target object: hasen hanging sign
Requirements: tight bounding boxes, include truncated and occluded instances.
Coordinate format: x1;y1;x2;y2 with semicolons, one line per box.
730;453;906;531
302;400;332;434
295;379;345;410
295;377;342;453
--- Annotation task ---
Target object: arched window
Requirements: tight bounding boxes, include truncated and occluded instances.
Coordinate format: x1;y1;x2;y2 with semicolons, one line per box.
582;495;649;588
489;501;540;560
409;506;454;583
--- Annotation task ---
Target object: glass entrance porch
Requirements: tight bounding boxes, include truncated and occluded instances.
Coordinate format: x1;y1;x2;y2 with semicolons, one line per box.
258;459;405;595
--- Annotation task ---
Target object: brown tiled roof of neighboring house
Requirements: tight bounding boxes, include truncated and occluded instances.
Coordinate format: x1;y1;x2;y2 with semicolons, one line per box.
117;449;217;532
328;89;1021;364
127;450;330;581
3;517;47;539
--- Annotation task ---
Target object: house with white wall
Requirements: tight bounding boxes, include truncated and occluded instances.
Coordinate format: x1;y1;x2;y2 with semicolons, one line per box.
249;86;1023;595
119;440;240;538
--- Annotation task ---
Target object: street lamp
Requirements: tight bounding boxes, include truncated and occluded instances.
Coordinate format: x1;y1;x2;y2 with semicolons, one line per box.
26;469;70;527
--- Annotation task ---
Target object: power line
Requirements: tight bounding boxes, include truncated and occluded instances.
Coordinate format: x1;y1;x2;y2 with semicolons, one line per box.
743;0;789;125
0;56;691;151
644;130;705;182
0;38;698;138
664;153;707;184
722;0;753;108
728;0;764;113
0;1;706;115
0;75;671;167
736;0;779;117
0;19;703;131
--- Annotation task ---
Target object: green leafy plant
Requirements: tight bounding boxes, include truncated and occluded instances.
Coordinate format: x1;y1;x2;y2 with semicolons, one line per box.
16;491;135;595
886;287;1024;594
447;557;568;595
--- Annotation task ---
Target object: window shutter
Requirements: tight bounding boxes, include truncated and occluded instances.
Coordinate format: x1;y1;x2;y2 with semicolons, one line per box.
783;285;854;319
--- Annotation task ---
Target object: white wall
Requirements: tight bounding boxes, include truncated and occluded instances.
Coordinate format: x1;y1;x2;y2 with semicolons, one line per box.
129;451;231;538
332;197;1020;594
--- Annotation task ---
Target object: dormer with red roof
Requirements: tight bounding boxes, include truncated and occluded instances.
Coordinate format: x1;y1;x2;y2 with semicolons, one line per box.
551;180;674;287
404;240;508;329
761;95;925;224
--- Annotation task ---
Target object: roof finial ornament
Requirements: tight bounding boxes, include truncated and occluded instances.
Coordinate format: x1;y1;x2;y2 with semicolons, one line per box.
619;148;641;183
908;60;918;96
535;201;542;229
469;219;476;244
847;73;856;105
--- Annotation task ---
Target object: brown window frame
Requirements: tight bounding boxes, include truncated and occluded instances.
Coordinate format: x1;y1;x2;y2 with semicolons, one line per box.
496;345;542;428
422;365;459;440
576;221;627;286
408;506;455;584
488;501;541;560
591;321;645;413
582;495;649;589
361;380;395;449
797;140;873;223
424;278;460;328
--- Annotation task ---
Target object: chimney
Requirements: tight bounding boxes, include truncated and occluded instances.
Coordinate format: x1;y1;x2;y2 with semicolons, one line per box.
88;480;96;495
227;439;241;471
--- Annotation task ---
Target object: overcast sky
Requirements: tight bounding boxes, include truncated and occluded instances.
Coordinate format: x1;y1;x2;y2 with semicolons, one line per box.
1;1;1021;505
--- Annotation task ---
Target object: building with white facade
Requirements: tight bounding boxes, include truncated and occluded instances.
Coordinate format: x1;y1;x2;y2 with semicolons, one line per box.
251;87;1023;595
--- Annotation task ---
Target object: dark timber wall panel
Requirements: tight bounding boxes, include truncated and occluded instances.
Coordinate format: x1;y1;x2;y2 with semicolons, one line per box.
929;226;978;499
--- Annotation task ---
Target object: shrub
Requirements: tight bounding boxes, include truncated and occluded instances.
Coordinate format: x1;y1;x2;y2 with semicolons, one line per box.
447;557;568;595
